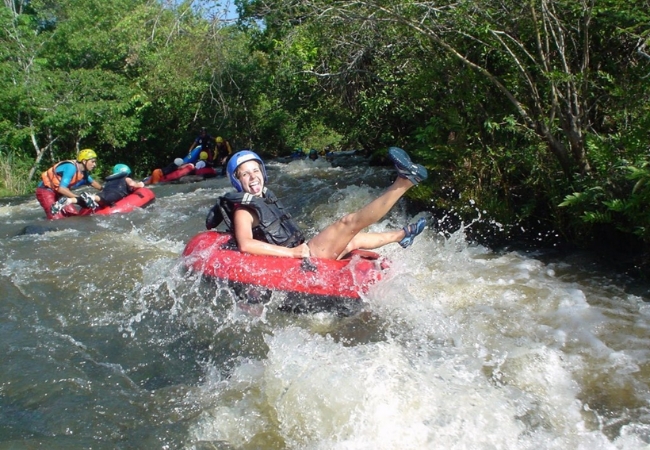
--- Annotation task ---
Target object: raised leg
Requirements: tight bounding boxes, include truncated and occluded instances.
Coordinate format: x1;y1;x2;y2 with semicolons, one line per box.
307;147;428;260
308;177;413;259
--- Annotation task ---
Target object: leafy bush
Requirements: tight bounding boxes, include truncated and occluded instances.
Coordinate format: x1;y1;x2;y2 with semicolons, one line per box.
0;149;36;197
560;162;650;243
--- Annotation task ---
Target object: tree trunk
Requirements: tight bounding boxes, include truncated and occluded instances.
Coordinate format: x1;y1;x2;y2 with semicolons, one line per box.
28;123;57;181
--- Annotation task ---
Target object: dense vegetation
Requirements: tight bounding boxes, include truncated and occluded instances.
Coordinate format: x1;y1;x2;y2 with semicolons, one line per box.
1;0;649;270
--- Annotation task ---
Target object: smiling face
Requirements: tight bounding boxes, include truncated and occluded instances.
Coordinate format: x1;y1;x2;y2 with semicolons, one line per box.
236;160;265;196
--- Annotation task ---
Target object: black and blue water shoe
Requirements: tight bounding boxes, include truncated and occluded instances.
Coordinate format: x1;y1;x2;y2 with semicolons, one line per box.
388;147;428;186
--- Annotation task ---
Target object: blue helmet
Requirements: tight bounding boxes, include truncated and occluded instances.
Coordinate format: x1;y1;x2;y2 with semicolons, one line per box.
227;150;267;192
112;163;131;176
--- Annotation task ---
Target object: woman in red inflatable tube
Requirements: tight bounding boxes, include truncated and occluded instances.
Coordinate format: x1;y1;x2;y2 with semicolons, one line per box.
207;147;427;261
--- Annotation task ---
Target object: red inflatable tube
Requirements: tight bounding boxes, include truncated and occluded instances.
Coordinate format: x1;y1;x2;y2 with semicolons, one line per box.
182;231;389;301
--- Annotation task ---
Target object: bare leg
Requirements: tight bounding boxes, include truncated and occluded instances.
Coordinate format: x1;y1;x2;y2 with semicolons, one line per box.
308;177;413;259
335;230;405;259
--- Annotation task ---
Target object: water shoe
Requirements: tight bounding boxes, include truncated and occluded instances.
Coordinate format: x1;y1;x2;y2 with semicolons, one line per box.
388;147;428;185
50;197;70;216
399;217;427;248
80;192;99;209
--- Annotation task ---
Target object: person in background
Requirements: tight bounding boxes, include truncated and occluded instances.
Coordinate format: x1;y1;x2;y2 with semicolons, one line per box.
188;127;214;159
186;127;215;167
144;157;186;185
146;128;216;184
214;136;233;175
35;149;103;220
206;147;427;260
51;164;145;215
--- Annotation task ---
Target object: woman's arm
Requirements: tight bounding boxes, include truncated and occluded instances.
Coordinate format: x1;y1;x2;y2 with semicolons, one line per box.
233;208;309;258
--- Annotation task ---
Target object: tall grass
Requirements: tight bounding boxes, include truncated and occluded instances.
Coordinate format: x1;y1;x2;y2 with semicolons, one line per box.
0;150;36;197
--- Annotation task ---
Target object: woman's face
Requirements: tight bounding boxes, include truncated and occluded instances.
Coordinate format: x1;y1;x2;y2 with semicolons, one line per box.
236;160;264;196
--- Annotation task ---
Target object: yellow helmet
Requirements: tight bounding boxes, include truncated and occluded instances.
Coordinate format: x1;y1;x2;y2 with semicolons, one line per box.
199;151;208;160
215;136;224;143
77;149;97;161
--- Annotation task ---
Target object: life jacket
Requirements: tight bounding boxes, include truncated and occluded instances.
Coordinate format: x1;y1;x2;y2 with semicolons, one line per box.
206;187;305;248
101;172;130;201
196;135;213;150
41;160;87;191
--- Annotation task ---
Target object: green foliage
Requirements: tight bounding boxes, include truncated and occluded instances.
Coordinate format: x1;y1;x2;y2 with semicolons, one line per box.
0;0;649;257
0;148;36;196
560;162;650;242
0;0;247;178
300;123;342;152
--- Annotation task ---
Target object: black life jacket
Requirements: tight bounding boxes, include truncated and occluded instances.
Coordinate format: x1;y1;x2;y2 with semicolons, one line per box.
205;187;305;248
196;135;213;150
99;172;130;205
103;172;129;197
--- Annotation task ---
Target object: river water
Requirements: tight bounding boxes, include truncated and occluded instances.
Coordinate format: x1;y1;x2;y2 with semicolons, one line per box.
1;157;649;449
